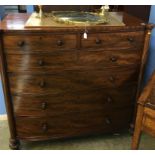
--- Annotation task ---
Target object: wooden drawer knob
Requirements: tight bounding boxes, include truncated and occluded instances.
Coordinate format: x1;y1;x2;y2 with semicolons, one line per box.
105;117;111;125
57;40;64;46
110;56;117;62
95;38;102;44
42;123;48;132
41;102;47;110
127;37;134;43
38;60;44;66
39;80;46;88
109;76;115;82
107;96;112;103
17;40;25;47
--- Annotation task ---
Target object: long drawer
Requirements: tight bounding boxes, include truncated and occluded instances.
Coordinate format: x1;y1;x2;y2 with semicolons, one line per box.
6;50;141;72
9;68;139;95
13;86;136;117
15;107;133;140
3;34;77;51
81;31;144;50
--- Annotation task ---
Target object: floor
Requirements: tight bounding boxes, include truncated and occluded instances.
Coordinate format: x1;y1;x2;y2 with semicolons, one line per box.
0;120;155;150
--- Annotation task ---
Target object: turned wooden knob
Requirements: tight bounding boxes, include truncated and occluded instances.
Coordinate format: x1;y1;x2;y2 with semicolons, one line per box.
95;38;102;44
127;37;134;43
110;56;117;62
42;123;48;132
109;76;115;82
107;96;112;103
57;40;64;46
17;40;25;47
41;102;47;110
39;80;46;88
38;60;44;66
105;117;111;125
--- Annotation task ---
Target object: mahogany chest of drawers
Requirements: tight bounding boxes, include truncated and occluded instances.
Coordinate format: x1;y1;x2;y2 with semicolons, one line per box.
0;13;153;149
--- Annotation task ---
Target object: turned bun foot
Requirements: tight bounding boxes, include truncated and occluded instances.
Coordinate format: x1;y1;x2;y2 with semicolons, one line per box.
9;138;20;150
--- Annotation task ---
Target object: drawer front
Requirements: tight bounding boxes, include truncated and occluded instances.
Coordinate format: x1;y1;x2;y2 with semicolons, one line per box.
15;107;132;140
3;34;77;51
78;50;141;69
13;86;136;117
9;68;138;95
142;108;155;136
6;52;77;72
6;50;141;73
81;32;144;50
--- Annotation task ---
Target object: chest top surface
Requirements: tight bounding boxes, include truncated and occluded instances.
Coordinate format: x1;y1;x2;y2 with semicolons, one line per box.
0;12;146;32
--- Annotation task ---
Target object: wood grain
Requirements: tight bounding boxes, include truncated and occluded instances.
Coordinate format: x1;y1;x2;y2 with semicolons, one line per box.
9;68;138;95
13;86;136;117
81;31;144;50
6;50;141;72
15;107;133;141
3;34;77;51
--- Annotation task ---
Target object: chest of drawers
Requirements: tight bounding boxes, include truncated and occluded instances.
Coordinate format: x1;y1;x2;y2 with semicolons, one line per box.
0;13;154;149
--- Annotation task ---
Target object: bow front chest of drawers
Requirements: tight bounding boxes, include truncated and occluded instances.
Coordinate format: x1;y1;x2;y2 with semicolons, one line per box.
0;13;153;149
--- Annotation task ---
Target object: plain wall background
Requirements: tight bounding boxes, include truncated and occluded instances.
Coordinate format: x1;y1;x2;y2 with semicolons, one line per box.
144;5;155;84
0;6;6;114
0;80;6;114
0;6;5;20
0;5;155;114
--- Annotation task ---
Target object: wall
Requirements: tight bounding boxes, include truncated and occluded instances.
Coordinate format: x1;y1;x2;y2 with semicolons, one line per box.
0;5;155;114
26;5;34;13
0;6;6;114
0;6;5;20
0;81;5;114
144;5;155;84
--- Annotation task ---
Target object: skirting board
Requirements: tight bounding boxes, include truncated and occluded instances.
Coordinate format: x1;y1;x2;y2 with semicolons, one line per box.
0;114;7;120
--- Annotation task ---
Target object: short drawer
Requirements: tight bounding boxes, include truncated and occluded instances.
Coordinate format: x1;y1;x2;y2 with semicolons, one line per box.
13;86;136;117
15;107;132;140
9;68;139;95
3;34;77;52
81;31;144;50
6;52;77;72
142;107;155;136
